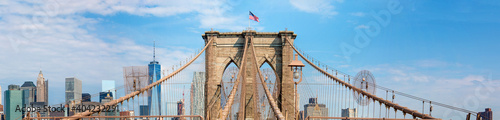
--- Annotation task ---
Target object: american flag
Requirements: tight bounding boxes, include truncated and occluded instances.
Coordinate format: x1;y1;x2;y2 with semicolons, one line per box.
249;11;259;22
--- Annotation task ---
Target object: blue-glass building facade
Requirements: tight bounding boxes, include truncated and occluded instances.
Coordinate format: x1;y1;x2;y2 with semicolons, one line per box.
5;85;24;120
148;61;161;116
21;81;37;107
82;93;91;102
99;92;113;103
140;105;150;116
101;80;115;98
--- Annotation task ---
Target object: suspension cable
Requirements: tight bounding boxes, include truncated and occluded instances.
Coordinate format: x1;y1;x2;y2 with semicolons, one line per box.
219;35;249;120
69;38;214;119
284;38;434;119
293;42;478;117
367;82;478;115
250;38;285;120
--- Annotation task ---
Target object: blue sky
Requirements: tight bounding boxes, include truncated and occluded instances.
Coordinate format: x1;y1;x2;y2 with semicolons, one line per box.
0;0;499;119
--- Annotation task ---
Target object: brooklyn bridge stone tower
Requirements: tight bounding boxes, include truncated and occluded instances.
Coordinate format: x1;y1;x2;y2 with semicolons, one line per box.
203;29;297;120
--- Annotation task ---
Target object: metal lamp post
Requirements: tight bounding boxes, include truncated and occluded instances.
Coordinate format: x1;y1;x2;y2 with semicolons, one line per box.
288;54;305;120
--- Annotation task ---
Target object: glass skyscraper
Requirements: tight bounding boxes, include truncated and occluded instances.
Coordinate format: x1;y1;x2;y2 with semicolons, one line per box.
5;84;23;120
190;72;205;120
101;80;116;99
99;92;113;103
65;77;82;104
140;105;150;116
148;60;161;116
1;85;2;105
20;81;37;106
82;93;91;102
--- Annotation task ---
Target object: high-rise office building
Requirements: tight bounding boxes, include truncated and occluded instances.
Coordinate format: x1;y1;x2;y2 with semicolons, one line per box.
190;72;205;119
479;108;493;120
102;80;116;99
5;84;23;120
0;104;4;120
8;85;19;90
341;108;357;120
0;85;2;118
139;105;149;116
303;98;328;120
99;92;113;103
65;77;82;104
45;79;48;103
21;81;37;106
36;70;48;103
172;99;185;120
100;94;117;120
0;85;2;105
148;45;162;116
100;92;113;104
30;102;48;117
0;86;2;120
177;99;184;115
82;93;91;102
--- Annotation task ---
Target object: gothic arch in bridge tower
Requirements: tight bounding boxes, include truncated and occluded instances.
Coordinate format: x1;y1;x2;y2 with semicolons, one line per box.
220;57;241;74
258;56;278;73
203;30;297;120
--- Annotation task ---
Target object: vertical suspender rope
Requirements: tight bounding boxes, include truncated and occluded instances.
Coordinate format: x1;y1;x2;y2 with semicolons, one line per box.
337;78;340;116
362;96;364;118
422;101;425;115
344;77;347;115
367;95;370;118
357;92;360;118
285;37;435;119
373;97;376;118
350;79;353;117
395;107;397;118
219;36;248;120
379;101;382;118
430;101;433;117
385;90;388;118
332;76;336;116
250;37;285;120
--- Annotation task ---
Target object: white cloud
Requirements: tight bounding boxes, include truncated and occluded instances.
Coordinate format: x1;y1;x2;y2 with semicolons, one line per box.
366;64;430;82
198;12;246;31
338;64;350;68
356;24;369;29
438;75;486;86
0;0;231;104
415;59;449;68
350;12;365;17
0;0;246;31
289;0;339;16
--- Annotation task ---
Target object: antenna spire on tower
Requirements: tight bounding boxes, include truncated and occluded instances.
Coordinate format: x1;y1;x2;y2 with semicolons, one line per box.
153;40;156;62
183;85;185;100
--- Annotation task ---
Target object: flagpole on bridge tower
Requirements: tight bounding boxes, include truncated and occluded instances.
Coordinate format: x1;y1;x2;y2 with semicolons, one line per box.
249;10;251;30
248;18;251;30
248;11;259;30
248;11;251;30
